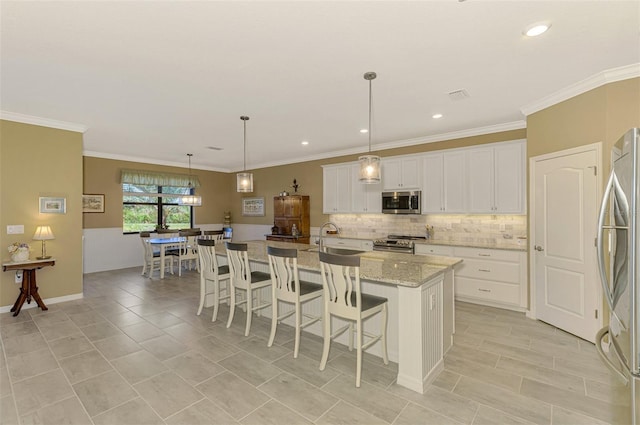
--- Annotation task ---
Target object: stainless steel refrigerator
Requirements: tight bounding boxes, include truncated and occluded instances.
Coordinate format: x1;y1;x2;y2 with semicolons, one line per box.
597;127;640;424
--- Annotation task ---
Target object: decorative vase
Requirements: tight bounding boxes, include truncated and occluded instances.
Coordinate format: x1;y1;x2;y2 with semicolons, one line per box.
11;248;29;262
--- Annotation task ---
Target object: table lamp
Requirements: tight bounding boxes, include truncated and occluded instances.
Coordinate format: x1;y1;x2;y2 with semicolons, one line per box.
33;225;55;259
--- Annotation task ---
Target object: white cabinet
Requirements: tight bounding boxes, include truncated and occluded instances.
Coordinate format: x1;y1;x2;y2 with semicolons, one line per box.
467;142;525;213
452;246;527;310
422;152;466;213
350;164;382;213
382;157;422;190
414;243;454;256
323;165;352;214
415;244;527;311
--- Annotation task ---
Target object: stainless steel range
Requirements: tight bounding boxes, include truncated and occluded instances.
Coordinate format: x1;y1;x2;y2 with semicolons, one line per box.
372;235;427;254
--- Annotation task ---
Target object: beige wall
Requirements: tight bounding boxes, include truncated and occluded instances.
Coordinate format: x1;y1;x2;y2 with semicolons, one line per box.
83;129;526;230
0;120;84;306
83;157;233;229
527;77;640;178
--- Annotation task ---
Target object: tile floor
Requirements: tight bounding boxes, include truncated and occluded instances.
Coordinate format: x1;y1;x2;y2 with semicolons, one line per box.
0;267;631;425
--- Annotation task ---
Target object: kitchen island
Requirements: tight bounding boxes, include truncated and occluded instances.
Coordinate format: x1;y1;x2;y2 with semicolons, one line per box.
214;240;461;394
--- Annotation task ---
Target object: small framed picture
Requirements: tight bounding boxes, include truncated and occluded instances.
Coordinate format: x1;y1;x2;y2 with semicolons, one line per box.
242;197;265;216
82;194;105;213
39;197;66;214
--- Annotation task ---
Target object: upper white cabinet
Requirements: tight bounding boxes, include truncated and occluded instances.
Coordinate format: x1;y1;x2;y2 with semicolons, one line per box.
382;157;422;190
350;164;382;213
323;164;352;214
422;151;466;213
467;141;525;213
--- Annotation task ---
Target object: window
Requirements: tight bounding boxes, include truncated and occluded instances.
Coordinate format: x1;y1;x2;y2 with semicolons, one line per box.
122;183;193;233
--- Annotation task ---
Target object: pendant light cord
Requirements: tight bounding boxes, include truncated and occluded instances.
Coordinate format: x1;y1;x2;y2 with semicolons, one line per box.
187;153;193;187
368;77;372;153
241;116;250;172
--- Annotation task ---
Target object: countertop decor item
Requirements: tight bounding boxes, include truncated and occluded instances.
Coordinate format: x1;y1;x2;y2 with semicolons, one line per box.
279;191;289;196
291;178;299;193
223;211;232;226
33;226;55;259
237;116;254;192
358;71;382;184
178;153;202;206
8;242;30;262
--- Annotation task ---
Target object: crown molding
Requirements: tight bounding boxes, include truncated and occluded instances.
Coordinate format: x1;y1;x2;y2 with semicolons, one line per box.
82;150;231;173
240;120;527;171
0;111;89;133
521;63;640;116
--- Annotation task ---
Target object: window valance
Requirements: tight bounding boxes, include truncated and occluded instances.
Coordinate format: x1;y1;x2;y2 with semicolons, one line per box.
120;169;201;188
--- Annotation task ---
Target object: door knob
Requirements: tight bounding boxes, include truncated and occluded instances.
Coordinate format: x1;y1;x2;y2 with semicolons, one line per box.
534;245;544;251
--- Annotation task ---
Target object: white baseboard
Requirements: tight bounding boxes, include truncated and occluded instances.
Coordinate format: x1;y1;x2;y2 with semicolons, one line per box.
0;292;83;314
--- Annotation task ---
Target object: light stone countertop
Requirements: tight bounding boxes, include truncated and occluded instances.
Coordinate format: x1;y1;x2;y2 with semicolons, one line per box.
217;240;461;288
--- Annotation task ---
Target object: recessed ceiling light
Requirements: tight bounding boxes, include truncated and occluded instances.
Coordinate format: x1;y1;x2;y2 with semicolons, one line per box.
523;22;551;37
432;113;443;119
360;129;368;134
301;140;309;145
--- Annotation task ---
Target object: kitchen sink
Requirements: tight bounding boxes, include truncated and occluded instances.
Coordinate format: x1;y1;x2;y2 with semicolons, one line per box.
302;247;365;256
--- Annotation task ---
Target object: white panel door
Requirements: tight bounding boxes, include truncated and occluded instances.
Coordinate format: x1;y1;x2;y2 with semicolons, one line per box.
467;147;494;212
422;154;444;213
400;157;422;189
443;151;466;212
382;159;402;190
533;148;599;342
335;165;352;213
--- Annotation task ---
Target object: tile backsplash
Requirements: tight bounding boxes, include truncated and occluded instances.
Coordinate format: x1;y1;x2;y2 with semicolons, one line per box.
328;214;527;249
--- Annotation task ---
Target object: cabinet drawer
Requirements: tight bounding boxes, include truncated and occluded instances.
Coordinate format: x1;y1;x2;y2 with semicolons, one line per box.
455;277;520;305
414;244;454;256
324;238;373;251
455;258;520;284
453;246;521;262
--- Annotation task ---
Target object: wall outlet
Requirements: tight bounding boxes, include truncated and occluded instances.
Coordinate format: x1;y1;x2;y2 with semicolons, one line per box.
7;225;24;234
15;270;23;283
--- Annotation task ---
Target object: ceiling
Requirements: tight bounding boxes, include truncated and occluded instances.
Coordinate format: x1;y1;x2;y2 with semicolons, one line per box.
1;1;639;172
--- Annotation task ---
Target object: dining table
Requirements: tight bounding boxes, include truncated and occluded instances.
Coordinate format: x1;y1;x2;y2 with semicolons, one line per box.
148;237;185;279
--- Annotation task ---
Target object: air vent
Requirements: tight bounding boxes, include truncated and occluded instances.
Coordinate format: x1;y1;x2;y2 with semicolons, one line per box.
206;146;223;151
448;89;470;101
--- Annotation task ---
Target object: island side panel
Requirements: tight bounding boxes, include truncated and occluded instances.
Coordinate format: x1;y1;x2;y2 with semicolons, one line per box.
396;274;444;394
443;268;455;354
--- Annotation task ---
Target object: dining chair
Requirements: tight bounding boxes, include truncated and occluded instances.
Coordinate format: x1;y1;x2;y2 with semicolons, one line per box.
140;232;174;278
267;246;323;358
318;251;388;387
203;230;224;241
197;238;230;321
225;242;272;336
167;230;200;276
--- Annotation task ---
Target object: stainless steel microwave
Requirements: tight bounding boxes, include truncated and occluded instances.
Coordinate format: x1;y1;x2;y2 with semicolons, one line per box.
381;191;421;214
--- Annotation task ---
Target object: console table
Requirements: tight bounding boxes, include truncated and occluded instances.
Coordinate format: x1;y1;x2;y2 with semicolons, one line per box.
2;259;55;316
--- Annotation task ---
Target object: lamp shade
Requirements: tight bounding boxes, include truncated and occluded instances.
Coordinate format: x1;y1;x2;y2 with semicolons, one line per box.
33;225;55;240
178;194;202;206
237;172;254;192
358;155;381;183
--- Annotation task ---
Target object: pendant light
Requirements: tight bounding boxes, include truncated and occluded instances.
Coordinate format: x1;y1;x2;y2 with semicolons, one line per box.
179;153;202;206
358;71;381;184
237;115;254;192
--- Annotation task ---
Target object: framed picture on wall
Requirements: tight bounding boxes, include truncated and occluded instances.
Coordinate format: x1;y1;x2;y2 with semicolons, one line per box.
242;197;265;216
82;194;105;213
39;197;66;214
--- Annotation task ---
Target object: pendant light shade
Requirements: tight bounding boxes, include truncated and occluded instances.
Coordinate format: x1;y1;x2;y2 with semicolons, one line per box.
359;71;381;184
237;115;254;192
179;153;202;206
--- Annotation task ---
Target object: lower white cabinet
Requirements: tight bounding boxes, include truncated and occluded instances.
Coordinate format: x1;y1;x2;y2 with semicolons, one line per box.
414;244;527;311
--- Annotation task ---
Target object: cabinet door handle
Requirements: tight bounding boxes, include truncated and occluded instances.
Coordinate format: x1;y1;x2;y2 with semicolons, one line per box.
478;268;491;272
478;253;491;257
478;288;492;292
